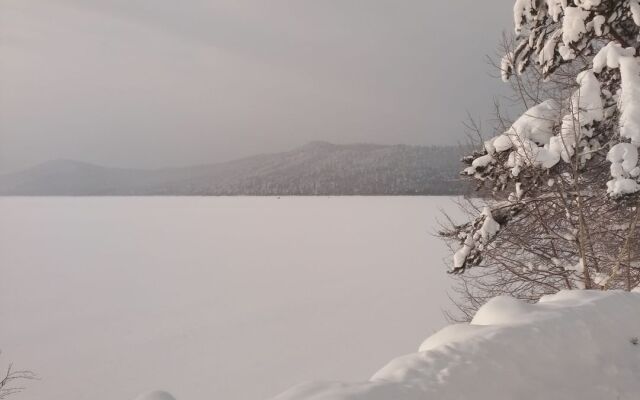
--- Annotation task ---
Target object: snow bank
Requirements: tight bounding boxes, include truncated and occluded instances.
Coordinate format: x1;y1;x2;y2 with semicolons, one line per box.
274;291;640;400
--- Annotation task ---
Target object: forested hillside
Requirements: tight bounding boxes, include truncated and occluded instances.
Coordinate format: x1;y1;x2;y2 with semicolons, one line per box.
0;142;467;196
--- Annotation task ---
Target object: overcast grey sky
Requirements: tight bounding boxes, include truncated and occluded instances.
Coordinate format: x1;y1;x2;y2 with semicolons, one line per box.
0;0;512;173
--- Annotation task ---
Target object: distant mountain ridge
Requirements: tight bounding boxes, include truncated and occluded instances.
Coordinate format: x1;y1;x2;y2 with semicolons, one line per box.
0;142;467;195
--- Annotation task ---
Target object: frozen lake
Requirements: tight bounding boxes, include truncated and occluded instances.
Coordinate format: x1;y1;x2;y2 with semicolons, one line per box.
0;197;459;400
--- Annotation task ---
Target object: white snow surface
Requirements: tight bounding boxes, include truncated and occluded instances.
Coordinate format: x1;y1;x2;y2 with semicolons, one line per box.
505;99;560;147
483;99;567;176
275;290;640;400
572;69;604;127
607;177;640;197
592;43;640;145
0;197;458;400
588;42;640;196
608;143;639;178
549;69;603;164
593;14;605;36
562;6;589;52
617;56;640;145
632;0;640;26
607;143;640;196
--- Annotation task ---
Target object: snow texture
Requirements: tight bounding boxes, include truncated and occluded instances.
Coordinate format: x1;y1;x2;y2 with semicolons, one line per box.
592;44;640;144
632;0;640;26
573;69;604;127
593;14;605;36
549;70;603;163
478;207;500;241
539;30;562;68
506;99;560;146
275;290;640;400
452;207;500;272
487;134;513;153
607;177;640;197
463;154;495;175
616;57;640;145
588;43;640;195
481;99;565;177
452;235;475;273
0;197;459;400
608;143;639;178
513;0;535;33
561;7;589;60
546;0;566;22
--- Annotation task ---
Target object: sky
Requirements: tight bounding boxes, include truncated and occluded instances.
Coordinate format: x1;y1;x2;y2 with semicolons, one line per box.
0;1;513;173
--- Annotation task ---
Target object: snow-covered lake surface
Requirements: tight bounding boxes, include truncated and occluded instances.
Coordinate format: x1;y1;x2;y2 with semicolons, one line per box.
0;197;458;400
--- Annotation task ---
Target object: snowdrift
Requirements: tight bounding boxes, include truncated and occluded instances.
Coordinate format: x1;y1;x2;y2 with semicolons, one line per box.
274;290;640;400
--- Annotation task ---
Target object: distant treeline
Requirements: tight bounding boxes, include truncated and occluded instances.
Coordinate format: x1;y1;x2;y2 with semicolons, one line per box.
0;142;469;196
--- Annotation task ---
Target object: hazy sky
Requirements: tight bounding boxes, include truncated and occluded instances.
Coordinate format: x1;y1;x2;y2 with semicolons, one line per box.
0;1;512;173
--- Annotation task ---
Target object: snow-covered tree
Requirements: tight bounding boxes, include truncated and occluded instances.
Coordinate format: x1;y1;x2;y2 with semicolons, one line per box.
442;0;640;317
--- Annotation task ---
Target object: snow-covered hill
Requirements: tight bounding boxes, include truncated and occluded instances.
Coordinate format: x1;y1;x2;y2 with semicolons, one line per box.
0;142;466;195
274;290;640;400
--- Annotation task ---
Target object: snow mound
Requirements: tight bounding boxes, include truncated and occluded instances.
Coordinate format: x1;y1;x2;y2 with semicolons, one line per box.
273;291;640;400
133;391;176;400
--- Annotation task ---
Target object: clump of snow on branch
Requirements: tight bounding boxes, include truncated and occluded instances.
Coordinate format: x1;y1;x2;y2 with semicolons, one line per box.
607;143;640;196
500;53;514;82
560;6;590;60
631;0;640;26
507;99;560;146
546;0;566;23
592;43;640;147
463;154;495;176
589;43;640;195
550;70;604;163
469;100;563;178
450;207;501;274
